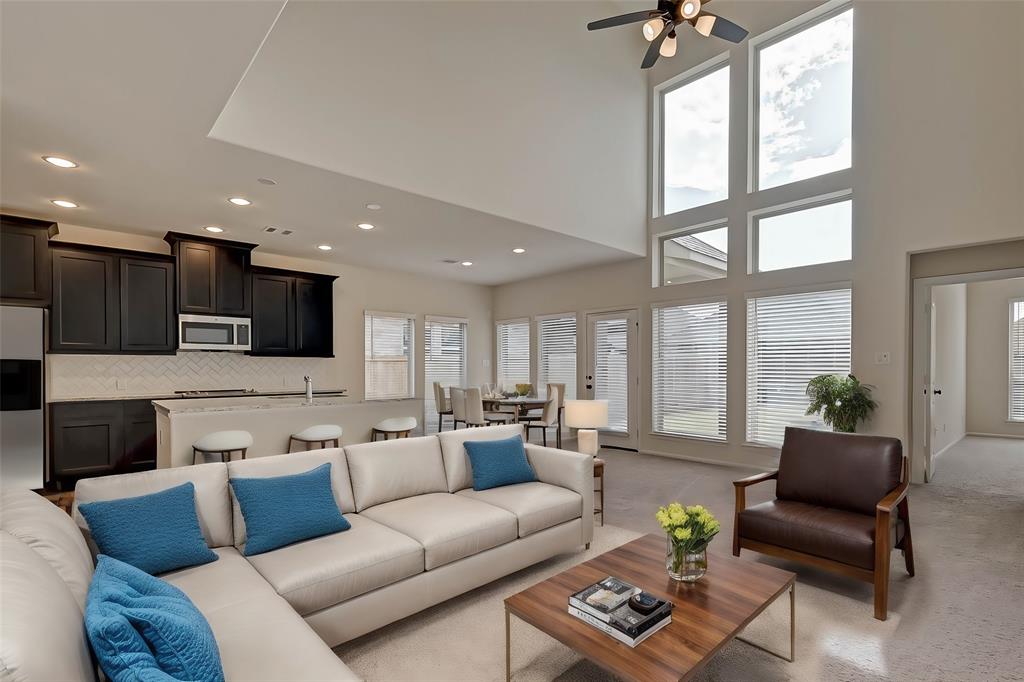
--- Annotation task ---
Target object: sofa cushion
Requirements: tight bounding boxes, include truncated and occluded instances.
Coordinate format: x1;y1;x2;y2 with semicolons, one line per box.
75;462;232;549
437;424;525;492
161;546;280;611
0;487;94;611
739;499;904;570
79;482;219;575
85;555;224;682
457;482;582;537
227;449;356;551
345;436;449;511
361;493;517;570
0;532;96;682
230;463;351;556
247;514;424;615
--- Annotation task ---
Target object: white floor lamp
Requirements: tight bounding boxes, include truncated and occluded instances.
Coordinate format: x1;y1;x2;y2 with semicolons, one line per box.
564;399;608;457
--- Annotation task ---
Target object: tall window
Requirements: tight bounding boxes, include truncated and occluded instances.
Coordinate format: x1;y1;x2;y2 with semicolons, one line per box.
424;316;467;433
661;62;730;215
496;319;530;388
753;196;852;272
746;288;851;446
364;312;415;400
537;314;576;400
1011;299;1024;421
755;6;853;190
653;301;728;441
660;222;729;285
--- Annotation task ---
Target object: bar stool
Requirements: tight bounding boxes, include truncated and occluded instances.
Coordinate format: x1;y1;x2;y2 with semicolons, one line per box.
288;424;343;452
593;457;605;527
371;417;418;441
192;430;253;465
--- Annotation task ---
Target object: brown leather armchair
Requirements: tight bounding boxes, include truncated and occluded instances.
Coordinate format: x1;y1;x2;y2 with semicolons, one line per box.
733;427;915;620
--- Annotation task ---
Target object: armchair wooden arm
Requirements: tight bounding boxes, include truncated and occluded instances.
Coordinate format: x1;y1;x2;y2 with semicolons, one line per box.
732;470;777;556
733;470;778;488
876;478;909;514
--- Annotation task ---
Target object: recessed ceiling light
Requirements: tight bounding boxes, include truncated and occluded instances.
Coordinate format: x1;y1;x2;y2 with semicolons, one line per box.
460;261;473;267
43;156;78;168
50;199;78;208
204;226;224;233
228;197;251;206
357;223;374;230
365;203;382;211
512;248;526;254
257;177;277;185
317;244;333;251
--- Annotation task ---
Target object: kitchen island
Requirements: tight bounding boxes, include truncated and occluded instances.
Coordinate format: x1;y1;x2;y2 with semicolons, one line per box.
153;394;422;468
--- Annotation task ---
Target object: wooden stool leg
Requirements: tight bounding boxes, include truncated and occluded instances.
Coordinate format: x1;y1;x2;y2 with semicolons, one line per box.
240;448;247;460
193;448;199;465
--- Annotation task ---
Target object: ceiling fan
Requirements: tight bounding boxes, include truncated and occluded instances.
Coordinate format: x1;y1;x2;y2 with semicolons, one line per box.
587;0;749;69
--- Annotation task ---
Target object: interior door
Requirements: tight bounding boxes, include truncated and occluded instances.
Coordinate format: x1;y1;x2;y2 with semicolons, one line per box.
926;301;938;481
585;310;639;450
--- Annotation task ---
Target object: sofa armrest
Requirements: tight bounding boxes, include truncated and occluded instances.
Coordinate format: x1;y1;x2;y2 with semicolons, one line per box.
525;444;594;547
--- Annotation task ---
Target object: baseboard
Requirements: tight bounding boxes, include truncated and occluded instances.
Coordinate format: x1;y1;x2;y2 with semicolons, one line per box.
931;435;965;461
641;447;778;472
966;431;1024;440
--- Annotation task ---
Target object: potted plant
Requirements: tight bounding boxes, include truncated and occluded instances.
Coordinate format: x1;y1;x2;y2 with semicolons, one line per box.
805;373;877;433
656;503;720;582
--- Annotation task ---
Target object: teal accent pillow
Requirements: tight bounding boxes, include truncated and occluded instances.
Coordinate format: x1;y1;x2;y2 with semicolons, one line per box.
78;482;218;575
85;555;224;682
464;435;536;491
230;462;350;556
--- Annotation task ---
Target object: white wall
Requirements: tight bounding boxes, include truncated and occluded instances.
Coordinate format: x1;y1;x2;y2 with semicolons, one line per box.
966;278;1024;438
930;284;966;455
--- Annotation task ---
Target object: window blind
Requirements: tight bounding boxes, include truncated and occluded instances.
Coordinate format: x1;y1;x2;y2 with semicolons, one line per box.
364;312;415;400
496;320;530;388
424;317;467;433
593;318;630;433
746;288;851;446
1011;300;1024;421
537;315;576;400
653;301;727;441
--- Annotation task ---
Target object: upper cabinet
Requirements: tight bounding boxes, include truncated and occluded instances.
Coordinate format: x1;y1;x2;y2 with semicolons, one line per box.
1;214;58;306
164;232;255;316
252;267;335;357
120;257;175;353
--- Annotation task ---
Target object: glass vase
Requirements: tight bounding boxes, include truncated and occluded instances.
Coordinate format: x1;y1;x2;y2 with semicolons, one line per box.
666;536;708;582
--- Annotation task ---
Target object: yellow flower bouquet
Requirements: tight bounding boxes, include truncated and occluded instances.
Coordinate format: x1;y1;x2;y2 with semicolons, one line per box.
656;503;720;581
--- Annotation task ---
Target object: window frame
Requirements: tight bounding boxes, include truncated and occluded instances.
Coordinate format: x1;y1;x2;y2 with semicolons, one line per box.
1010;297;1024;422
654;52;732;219
363;310;416;401
495;317;531;388
747;0;854;194
656;218;730;287
747;189;853;274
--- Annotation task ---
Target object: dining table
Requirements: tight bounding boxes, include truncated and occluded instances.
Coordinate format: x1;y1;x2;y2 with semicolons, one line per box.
481;395;549;423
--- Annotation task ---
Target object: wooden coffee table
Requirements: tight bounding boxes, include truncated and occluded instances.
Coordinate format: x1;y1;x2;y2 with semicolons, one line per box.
504;534;796;681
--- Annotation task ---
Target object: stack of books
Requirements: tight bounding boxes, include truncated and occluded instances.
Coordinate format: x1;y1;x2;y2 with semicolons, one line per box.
568;576;673;647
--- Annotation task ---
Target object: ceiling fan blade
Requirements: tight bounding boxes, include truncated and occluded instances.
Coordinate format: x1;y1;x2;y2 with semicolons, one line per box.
587;10;661;31
700;12;748;42
642;21;674;69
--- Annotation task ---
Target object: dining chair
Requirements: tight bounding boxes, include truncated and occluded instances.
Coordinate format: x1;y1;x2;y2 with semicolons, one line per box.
433;381;453;432
523;385;560;447
450;387;467;429
464;387;514;427
522;382;566;446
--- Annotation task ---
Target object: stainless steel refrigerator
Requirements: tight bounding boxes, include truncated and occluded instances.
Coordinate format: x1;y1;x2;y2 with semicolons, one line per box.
1;305;45;489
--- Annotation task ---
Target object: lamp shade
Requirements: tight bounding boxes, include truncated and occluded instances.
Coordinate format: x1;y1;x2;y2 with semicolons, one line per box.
564;400;609;429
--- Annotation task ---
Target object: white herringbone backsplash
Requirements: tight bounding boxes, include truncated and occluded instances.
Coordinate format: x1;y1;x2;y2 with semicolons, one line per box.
47;353;339;400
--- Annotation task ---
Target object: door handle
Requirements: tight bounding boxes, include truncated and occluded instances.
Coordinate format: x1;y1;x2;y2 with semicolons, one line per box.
933;389;942;395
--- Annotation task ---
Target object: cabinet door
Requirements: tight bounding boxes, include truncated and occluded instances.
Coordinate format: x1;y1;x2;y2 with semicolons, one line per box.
295;276;334;357
50;249;119;353
1;219;51;305
216;247;251;316
252;273;294;354
178;242;216;313
50;401;124;477
122;400;157;471
120;257;175;353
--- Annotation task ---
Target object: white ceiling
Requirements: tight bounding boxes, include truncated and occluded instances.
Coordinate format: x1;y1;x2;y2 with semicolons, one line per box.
0;0;649;285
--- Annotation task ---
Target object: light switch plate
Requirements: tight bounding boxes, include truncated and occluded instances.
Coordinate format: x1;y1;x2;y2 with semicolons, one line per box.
874;352;891;365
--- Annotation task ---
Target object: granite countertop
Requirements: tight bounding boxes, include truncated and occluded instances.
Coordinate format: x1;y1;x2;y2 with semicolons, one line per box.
152;393;394;415
47;389;348;404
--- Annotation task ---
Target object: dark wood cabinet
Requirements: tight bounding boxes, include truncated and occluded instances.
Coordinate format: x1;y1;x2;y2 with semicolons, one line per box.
251;267;335;357
1;214;57;306
50;247;120;353
165;232;255;317
50;399;156;486
120;256;176;353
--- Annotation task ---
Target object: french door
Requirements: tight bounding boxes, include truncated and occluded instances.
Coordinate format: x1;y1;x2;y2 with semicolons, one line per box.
585;309;639;450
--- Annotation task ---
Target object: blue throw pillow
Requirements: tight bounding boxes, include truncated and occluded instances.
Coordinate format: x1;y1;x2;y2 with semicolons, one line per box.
85;555;224;682
230;462;350;556
464;435;536;491
79;482;218;575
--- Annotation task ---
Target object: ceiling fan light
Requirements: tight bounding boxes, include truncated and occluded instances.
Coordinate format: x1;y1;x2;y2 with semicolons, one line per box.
694;14;716;37
659;35;677;58
642;18;663;41
680;0;701;20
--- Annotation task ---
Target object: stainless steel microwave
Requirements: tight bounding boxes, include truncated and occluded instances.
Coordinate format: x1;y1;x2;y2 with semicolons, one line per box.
178;314;251;352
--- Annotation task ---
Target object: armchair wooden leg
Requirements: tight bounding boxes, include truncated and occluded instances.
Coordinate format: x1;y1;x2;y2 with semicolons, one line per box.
874;512;891;621
899;498;915;577
733;485;745;557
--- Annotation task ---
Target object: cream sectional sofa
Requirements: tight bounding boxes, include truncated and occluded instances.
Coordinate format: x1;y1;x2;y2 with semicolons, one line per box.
0;424;592;682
